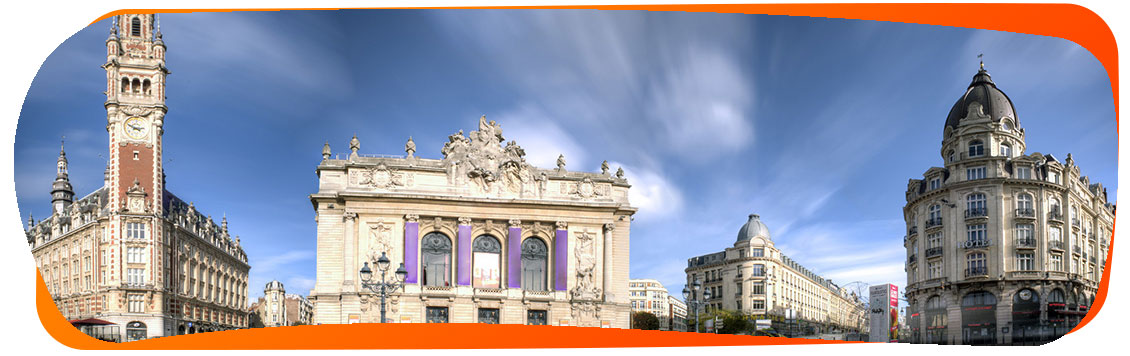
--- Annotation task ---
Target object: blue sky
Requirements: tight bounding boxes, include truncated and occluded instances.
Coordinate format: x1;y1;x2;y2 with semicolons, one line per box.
15;10;1116;304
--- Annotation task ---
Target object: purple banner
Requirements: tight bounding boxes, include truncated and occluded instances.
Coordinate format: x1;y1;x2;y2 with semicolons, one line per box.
555;228;568;291
508;226;522;288
404;221;419;284
458;224;472;286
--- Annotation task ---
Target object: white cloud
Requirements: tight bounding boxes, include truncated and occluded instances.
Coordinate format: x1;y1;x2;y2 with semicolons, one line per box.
610;161;683;223
494;105;590;170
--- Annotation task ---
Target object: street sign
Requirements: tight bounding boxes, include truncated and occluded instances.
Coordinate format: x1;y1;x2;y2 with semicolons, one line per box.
715;316;724;331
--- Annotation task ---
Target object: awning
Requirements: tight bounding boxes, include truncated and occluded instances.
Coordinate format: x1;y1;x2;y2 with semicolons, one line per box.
69;318;116;326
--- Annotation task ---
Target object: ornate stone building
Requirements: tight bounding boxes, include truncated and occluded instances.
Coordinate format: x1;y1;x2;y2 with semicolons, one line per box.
628;279;673;330
310;117;635;327
250;281;289;327
902;65;1113;345
685;214;866;334
25;14;250;341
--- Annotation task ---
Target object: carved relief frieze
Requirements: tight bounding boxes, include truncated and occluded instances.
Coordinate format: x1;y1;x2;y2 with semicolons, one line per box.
571;229;600;301
366;219;394;264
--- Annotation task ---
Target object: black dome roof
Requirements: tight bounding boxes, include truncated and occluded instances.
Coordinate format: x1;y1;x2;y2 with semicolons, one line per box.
944;69;1018;131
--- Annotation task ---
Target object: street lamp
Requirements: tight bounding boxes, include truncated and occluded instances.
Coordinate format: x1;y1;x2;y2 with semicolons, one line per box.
683;279;708;333
359;252;408;323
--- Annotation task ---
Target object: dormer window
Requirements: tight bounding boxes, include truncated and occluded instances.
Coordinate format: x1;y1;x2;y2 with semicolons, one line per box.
968;140;985;158
929;177;941;190
1016;166;1032;179
1000;143;1011;157
131;17;142;37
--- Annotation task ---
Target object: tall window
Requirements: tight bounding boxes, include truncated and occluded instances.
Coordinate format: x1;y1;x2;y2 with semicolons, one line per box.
928;204;941;224
127;268;145;285
752;281;765;295
127;247;145;263
1016;252;1034;270
472;235;502;288
521;238;548;291
966;166;986;180
127;223;146;239
421;233;452;287
750;248;764;257
927;232;943;249
128;294;145;313
928;261;942;279
752;264;765;277
1049;227;1062;243
1000;143;1011;157
948;150;955;163
966;193;986;217
1051;254;1063;271
929;177;941;190
130;16;142;37
1016;166;1032;179
1017;194;1033;214
966;252;986;276
966;224;987;243
968;140;985;157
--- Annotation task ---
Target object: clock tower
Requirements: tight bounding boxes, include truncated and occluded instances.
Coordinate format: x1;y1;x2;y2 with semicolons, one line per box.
103;13;168;217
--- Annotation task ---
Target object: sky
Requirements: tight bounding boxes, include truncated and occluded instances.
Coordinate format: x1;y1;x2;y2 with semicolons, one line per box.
14;10;1116;305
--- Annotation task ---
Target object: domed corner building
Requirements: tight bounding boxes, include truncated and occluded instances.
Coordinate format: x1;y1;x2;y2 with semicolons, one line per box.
902;65;1113;345
684;214;867;335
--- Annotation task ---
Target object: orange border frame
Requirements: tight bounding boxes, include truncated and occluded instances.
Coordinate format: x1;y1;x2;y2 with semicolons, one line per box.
33;3;1116;349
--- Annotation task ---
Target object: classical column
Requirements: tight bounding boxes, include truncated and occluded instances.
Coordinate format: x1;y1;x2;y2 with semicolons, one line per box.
457;217;472;286
404;214;419;284
508;219;522;289
602;223;615;302
343;212;357;291
555;221;568;291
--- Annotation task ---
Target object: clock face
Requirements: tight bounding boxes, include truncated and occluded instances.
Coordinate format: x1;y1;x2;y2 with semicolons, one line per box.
124;117;148;140
1019;290;1032;301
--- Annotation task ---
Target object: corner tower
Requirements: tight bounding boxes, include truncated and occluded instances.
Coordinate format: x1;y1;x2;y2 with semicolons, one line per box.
103;13;168;216
50;140;74;214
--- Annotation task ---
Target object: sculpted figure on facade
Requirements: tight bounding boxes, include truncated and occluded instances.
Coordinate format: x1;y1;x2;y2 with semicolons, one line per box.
440;117;535;194
572;229;600;300
367;219;394;264
404;136;416;158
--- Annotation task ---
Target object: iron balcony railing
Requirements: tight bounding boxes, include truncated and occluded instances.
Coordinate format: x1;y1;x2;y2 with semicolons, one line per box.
1015;208;1035;218
1048;212;1064;222
925;218;943;228
908;254;917;265
1016;238;1037;249
1049;240;1065;251
965;208;988;219
925;247;944;258
1072;218;1081;227
960;239;991;249
909;226;918;236
965;267;988;277
1073;245;1082;255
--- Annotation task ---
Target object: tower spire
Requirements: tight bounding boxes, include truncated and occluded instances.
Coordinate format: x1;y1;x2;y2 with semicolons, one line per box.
978;53;984;70
51;136;74;214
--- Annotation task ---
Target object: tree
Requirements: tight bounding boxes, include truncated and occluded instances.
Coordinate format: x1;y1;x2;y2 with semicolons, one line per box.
631;311;661;330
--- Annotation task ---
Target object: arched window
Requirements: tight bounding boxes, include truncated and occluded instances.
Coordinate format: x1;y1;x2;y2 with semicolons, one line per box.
421;232;451;287
966;193;987;217
948;150;955;163
962;291;997;307
968;140;985;157
521;237;548;291
927;204;942;226
126;321;147;341
1000;143;1012;157
143;79;151;95
1049;198;1062;216
131;78;141;94
121;77;129;93
130;16;142;37
472;235;501;288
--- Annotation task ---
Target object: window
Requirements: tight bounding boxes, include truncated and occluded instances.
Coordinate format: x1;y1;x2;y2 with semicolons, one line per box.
130;16;142;37
1048;171;1059;184
927;232;943;249
127;247;145;263
1016;252;1034;271
948;150;956;163
126;321;147;342
426;307;449;323
421;233;452;287
750;248;764;257
928;204;942;225
472;235;502;288
929;178;941;190
1049;227;1062;243
128;294;144;313
1016;224;1034;247
127;268;144;285
521;238;548;291
968;140;985;157
751;264;765;277
741;280;762;296
966;224;987;243
966;253;986;276
126;223;146;240
1000;143;1011;157
478;308;500;324
928;261;942;279
966;166;986;180
1016;166;1032;179
527;310;548;325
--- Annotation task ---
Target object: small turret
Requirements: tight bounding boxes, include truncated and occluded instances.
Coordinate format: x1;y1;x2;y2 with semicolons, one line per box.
322;141;331;161
51;139;74;215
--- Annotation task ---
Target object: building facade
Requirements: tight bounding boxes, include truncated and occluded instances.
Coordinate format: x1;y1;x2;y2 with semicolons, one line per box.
250;281;289;327
902;65;1113;345
25;14;250;341
628;279;672;330
285;293;315;325
310;117;636;327
668;295;688;332
685;214;866;334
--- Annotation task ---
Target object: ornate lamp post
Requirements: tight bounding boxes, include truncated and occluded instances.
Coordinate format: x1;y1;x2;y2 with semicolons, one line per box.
682;279;711;333
359;252;408;323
